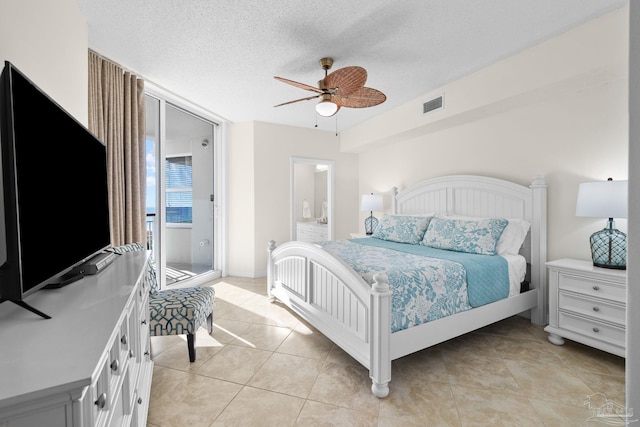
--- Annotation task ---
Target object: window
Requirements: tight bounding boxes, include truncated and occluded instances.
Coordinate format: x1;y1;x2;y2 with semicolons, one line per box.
165;155;192;224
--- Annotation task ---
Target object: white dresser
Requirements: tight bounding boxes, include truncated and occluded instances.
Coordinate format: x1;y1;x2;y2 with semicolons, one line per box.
545;258;626;357
296;222;328;243
0;250;153;426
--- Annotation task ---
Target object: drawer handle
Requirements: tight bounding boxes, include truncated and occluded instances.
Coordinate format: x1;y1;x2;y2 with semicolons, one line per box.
593;327;600;333
593;285;600;291
110;359;119;372
121;334;128;345
593;307;600;312
95;392;107;409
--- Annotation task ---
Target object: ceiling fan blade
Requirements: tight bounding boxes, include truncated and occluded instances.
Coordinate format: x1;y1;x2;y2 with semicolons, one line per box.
274;94;320;107
274;76;324;94
323;66;367;97
334;87;386;108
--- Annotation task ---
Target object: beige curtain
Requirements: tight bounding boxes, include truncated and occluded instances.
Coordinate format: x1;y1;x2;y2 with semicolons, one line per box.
88;51;146;247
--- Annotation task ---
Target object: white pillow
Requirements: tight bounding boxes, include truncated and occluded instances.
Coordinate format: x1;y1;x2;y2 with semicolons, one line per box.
497;218;530;255
437;214;530;255
392;212;436;217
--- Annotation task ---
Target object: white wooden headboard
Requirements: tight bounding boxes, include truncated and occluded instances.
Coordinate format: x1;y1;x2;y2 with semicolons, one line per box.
391;175;547;324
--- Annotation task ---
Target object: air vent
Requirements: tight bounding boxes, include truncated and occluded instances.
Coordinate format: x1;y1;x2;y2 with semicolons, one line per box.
423;95;444;114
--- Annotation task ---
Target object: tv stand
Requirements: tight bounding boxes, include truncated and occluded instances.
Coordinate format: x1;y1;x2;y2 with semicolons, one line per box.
43;269;85;289
0;250;153;426
0;298;51;319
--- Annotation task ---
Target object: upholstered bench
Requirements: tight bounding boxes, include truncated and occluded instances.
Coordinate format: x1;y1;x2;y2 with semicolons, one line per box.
112;243;215;362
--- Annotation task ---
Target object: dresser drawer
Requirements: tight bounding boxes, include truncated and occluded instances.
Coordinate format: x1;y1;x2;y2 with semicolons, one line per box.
314;229;328;241
91;356;111;427
558;311;625;347
558;272;625;303
558;292;625;326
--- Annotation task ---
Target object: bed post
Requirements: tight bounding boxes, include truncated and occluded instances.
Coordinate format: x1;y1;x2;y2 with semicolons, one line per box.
267;240;276;303
391;187;398;214
529;175;547;325
370;273;392;398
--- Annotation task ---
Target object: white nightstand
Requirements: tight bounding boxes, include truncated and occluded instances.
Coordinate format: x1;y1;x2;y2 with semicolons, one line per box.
545;258;626;357
350;233;372;239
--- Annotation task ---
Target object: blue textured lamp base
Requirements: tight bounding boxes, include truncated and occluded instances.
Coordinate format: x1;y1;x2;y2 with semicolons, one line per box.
590;220;627;270
364;215;379;235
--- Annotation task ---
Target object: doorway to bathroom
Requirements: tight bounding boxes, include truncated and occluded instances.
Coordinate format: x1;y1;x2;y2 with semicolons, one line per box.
291;157;334;243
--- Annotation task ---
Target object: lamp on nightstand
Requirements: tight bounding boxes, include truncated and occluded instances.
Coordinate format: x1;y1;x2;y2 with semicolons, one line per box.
360;193;383;235
575;178;628;270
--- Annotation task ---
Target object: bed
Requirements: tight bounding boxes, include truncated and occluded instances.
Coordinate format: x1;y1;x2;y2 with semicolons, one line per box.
267;175;547;397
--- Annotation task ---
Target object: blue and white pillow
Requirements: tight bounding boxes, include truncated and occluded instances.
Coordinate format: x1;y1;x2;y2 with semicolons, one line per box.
372;214;432;244
421;217;508;255
437;214;530;255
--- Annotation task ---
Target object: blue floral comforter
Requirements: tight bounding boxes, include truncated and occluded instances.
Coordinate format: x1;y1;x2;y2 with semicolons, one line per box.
317;238;510;333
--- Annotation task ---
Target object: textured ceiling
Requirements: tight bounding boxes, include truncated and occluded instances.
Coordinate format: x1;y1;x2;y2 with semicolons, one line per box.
76;0;627;132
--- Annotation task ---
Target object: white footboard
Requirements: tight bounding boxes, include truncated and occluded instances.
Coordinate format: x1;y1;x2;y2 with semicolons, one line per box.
267;240;392;397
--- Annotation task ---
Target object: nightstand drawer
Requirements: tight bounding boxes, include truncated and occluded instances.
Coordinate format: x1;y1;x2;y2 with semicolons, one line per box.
558;273;625;303
558;312;625;347
558;292;625;325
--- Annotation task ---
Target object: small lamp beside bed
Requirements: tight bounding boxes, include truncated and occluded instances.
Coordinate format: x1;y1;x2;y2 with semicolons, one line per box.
575;178;628;270
361;193;383;235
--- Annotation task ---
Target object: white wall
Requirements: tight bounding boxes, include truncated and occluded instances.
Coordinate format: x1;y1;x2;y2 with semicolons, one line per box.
345;6;629;264
0;0;88;124
228;121;359;277
227;121;256;277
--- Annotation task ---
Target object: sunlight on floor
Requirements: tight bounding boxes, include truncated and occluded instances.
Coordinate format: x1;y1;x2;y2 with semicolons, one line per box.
147;276;626;427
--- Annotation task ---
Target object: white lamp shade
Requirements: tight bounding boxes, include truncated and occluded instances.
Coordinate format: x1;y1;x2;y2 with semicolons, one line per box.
315;99;338;117
361;194;383;212
576;180;628;218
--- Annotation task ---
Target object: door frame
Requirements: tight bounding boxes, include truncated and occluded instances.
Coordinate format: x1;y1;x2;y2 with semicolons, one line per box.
290;157;334;241
145;82;228;288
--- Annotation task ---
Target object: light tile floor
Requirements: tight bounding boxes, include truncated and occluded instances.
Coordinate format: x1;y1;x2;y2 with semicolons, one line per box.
146;277;625;427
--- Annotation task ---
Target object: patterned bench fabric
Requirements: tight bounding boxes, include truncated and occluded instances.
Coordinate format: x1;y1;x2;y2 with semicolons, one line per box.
111;243;215;337
149;286;215;336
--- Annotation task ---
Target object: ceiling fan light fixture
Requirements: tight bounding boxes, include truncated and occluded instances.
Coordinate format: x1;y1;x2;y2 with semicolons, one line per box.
274;58;385;123
316;94;338;117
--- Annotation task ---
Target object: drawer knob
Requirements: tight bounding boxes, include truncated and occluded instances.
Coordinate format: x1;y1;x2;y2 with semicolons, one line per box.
593;327;600;333
129;349;134;358
138;397;143;405
121;334;128;345
110;359;119;372
141;319;147;325
95;392;107;409
593;307;600;312
593;285;600;291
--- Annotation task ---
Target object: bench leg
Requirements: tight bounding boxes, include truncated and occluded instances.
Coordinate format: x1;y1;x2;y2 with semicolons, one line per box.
206;313;213;334
187;333;196;362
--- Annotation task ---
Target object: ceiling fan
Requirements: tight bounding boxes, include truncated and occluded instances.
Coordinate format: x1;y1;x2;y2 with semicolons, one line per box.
273;57;386;117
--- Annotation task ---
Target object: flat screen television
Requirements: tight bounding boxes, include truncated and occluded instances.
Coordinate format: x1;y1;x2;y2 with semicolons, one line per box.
0;61;111;318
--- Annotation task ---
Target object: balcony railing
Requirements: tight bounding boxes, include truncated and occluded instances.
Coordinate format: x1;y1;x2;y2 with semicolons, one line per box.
146;213;155;253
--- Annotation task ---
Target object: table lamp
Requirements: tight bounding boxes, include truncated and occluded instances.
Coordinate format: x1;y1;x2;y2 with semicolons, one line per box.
575;178;628;269
361;193;383;235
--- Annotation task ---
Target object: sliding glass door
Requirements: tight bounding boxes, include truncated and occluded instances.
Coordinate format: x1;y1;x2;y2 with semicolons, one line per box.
145;93;221;288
